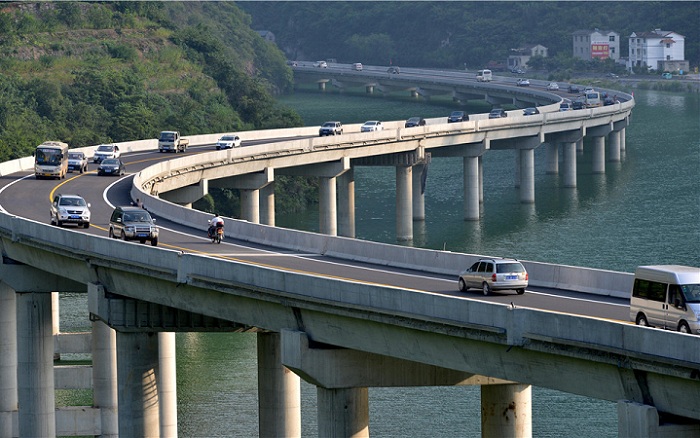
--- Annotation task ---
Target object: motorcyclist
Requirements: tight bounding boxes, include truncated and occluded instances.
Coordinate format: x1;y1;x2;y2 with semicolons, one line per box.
208;214;224;238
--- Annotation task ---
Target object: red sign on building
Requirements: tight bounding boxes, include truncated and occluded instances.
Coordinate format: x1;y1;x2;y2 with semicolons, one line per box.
591;43;610;59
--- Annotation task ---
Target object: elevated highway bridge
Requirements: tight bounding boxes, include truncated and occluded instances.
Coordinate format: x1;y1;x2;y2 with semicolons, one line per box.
0;65;697;438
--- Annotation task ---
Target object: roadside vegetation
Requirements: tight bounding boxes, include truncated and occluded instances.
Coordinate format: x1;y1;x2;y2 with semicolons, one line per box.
0;2;315;217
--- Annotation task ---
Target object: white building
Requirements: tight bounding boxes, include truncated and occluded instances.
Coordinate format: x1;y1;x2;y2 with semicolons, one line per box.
628;29;688;73
507;44;548;70
572;29;621;61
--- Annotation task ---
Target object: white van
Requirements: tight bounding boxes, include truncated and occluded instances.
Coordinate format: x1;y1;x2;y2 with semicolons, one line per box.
476;69;492;82
629;265;700;334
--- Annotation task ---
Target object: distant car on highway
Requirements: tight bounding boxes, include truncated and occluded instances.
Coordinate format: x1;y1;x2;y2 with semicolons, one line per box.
319;121;343;136
314;61;327;68
488;108;508;119
546;82;559;91
215;134;242;150
92;144;120;163
97;158;126;176
387;66;400;74
458;258;528;295
523;107;540;116
361;121;384;132
559;102;572;111
661;72;672;79
447;111;467;123
405;117;426;128
67;151;88;173
516;78;530;87
352;63;363;71
50;193;90;228
572;99;585;110
567;85;580;94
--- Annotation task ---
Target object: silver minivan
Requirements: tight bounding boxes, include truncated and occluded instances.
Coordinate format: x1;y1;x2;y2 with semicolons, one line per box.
629;265;700;334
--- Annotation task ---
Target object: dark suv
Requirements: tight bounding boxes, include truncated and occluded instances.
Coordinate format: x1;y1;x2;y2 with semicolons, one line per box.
448;111;468;123
109;206;159;246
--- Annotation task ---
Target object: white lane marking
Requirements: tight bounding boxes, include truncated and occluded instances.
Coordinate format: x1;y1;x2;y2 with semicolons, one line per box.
0;174;34;213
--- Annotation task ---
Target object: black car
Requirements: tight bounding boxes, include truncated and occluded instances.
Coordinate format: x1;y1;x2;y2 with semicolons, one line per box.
604;97;615;106
405;117;426;128
97;158;126;176
567;85;580;94
572;100;585;110
488;108;508;119
523;107;540;116
448;111;467;123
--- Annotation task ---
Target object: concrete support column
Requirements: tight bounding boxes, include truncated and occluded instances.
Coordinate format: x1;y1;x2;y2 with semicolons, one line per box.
478;156;484;203
481;384;532;438
576;138;584;152
514;151;521;188
319;176;338;236
365;85;373;94
260;183;275;226
396;166;413;241
0;283;17;437
519;148;535;203
546;143;559;174
318;82;326;91
338;170;356;238
159;332;177;438
258;332;301;438
117;331;160;437
592;136;606;174
241;188;260;224
92;317;118;438
412;163;427;221
411;90;419;98
17;292;56;438
317;387;369;438
463;156;480;221
608;130;621;162
563;142;577;188
620;127;627;152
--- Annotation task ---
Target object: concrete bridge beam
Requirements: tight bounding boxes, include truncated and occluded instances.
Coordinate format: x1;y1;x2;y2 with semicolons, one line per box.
618;401;700;437
160;179;209;207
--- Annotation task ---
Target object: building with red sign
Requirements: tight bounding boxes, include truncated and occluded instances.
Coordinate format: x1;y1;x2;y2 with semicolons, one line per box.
572;29;620;62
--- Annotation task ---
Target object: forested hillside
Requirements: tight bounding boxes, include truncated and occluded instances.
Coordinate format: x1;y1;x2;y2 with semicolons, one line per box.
241;1;699;70
0;1;301;161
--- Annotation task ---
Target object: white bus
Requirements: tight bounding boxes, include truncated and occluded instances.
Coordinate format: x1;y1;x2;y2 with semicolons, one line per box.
34;141;69;180
476;69;492;82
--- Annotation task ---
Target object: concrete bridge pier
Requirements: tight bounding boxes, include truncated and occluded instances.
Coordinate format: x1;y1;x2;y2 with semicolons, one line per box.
16;291;56;437
338;169;356;238
588;124;613;174
412;161;429;221
620;127;627;152
210;168;275;224
116;331;161;437
0;282;17;437
463;156;480;220
159;332;178;437
92;311;118;438
551;130;583;188
258;332;301;438
608;130;621;163
319;176;338;236
592;136;606;174
261;183;276;226
317;387;370;437
365;85;374;94
481;383;532;437
396;165;413;241
546;143;559;174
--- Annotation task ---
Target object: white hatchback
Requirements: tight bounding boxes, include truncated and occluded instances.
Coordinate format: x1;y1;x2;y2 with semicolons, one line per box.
361;121;383;132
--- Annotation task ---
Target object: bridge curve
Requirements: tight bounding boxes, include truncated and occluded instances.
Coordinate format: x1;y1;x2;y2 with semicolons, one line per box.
1;65;698;437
